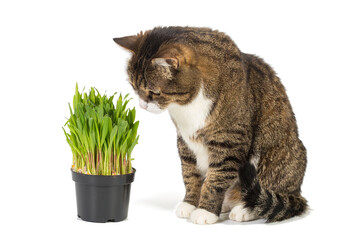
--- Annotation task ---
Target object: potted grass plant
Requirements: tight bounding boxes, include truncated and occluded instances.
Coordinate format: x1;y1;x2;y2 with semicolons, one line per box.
63;84;139;223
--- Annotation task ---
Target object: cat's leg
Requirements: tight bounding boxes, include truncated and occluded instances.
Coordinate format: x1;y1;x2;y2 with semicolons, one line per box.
190;130;251;224
190;163;239;224
175;136;203;219
190;163;238;224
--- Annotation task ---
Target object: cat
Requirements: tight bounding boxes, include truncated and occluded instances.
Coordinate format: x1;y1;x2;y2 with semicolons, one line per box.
114;26;308;224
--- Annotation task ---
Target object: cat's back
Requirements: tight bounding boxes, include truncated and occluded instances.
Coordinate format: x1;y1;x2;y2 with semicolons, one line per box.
242;52;288;105
145;26;241;60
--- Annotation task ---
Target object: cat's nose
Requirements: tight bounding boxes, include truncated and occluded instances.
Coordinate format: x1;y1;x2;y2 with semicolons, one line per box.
139;98;148;110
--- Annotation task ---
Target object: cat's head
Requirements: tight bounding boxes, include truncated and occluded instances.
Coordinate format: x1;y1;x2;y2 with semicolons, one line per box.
114;30;201;114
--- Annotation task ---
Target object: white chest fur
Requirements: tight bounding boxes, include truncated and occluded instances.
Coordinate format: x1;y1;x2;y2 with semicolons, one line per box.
168;88;213;176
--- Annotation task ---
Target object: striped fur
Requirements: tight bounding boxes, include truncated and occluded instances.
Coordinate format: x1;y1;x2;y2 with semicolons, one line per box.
114;26;308;224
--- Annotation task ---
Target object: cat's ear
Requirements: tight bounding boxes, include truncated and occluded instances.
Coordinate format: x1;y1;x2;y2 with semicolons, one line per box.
151;57;179;69
151;47;181;69
113;32;143;54
152;44;194;70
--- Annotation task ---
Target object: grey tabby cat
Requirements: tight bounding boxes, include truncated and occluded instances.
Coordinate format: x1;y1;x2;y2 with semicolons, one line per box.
114;26;308;224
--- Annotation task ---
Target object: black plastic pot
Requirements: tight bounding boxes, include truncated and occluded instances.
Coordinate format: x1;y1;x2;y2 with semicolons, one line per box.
71;169;135;223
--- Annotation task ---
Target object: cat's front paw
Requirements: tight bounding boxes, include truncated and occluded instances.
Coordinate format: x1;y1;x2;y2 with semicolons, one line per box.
175;202;196;219
190;208;219;224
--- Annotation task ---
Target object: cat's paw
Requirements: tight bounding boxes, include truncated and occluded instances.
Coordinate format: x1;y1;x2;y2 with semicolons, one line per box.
190;208;219;224
175;202;196;219
229;205;258;222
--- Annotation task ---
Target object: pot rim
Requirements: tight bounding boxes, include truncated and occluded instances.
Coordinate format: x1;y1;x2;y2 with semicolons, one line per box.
71;168;136;186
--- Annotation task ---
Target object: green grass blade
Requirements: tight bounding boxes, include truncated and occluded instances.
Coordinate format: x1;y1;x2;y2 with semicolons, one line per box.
64;83;139;175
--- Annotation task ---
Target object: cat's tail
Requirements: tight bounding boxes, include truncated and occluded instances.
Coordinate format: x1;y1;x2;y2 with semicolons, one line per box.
238;161;308;223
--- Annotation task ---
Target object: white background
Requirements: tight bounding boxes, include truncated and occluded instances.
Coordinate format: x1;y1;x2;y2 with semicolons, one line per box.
1;0;359;239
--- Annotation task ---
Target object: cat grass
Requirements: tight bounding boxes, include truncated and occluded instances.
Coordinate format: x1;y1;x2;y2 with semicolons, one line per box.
63;83;139;175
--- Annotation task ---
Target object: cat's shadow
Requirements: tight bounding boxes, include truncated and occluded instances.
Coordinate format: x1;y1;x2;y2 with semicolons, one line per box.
220;211;308;225
135;193;181;211
135;194;308;225
136;194;267;225
219;213;266;225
